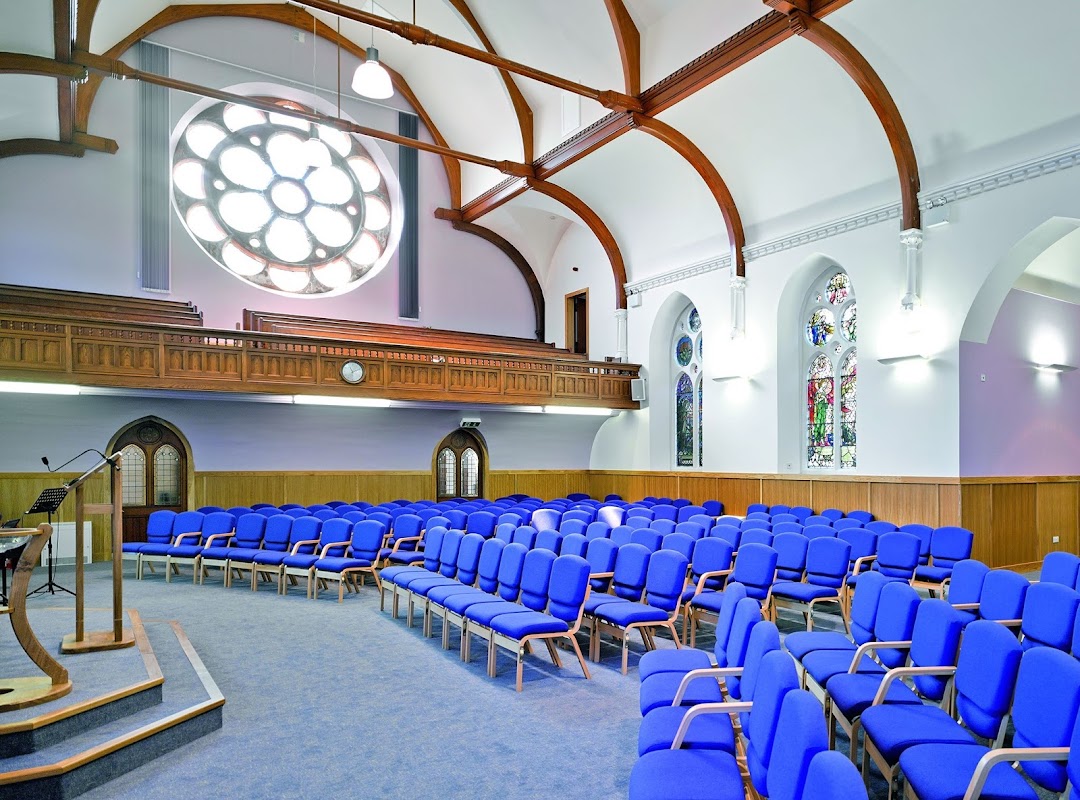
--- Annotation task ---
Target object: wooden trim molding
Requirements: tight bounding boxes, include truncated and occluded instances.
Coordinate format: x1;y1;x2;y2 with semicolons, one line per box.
0;52;84;80
524;178;628;310
433;209;545;340
630;113;746;277
602;0;641;96
0;139;85;159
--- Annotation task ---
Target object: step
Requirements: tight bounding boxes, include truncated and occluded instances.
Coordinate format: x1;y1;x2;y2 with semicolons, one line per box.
0;615;223;800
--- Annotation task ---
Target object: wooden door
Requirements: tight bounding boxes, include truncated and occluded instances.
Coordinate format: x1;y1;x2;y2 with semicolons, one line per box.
112;419;188;543
434;430;485;501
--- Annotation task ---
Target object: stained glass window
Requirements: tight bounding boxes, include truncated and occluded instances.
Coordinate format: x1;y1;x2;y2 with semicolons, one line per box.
672;304;704;468
120;444;146;506
802;269;856;470
437;448;456;497
153;445;181;505
461;448;479;497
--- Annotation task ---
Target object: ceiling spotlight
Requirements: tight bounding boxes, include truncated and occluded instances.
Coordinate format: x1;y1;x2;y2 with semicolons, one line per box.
352;46;394;100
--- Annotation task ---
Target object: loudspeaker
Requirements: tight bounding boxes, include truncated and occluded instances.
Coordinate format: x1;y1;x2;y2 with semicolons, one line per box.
630;378;647;402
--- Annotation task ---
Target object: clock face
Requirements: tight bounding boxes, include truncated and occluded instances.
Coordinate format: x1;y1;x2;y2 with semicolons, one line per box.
340;360;365;384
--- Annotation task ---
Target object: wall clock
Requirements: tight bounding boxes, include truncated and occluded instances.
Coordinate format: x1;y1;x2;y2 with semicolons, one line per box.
340;360;365;384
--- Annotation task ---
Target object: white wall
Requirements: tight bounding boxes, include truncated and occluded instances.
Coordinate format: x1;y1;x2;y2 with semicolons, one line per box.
543;223;619;359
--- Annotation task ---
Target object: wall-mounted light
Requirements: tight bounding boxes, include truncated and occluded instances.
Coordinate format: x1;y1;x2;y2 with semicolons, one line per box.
0;381;81;395
878;354;930;366
711;374;748;383
1033;363;1077;374
293;395;391;407
543;406;615;416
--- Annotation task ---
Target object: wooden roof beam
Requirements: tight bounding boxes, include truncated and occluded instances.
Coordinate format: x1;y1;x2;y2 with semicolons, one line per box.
602;0;641;96
0;138;86;159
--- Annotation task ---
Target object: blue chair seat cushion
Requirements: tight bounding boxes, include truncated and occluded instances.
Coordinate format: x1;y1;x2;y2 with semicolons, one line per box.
380;565;426;582
629;749;741;800
252;551;290;566
405;576;460;596
465;601;532;627
900;743;1039;800
860;705;978;764
802;652;884;688
584;594;627;614
488;611;569;638
386;551;425;565
427;584;483;605
688;591;725;614
771;582;840;602
199;546;232;561
121;543;144;553
442;592;505;615
825;673;924;719
167;545;203;559
639;671;723;716
638;705;735;756
785;631;856;660
847;572;909;588
225;547;262;563
282;554;320;570
639;648;712;681
595;602;671;627
139;543;173;557
315;556;373;572
914;565;952;583
392;569;438;588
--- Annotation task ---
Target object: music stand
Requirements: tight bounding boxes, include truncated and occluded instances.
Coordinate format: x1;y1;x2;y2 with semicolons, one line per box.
25;486;75;598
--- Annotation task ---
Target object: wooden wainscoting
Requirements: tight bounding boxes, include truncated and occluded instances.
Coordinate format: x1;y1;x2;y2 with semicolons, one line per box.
192;471;433;509
0;471;112;561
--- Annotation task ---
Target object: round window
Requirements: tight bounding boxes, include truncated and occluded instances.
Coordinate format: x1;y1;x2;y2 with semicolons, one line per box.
171;97;400;297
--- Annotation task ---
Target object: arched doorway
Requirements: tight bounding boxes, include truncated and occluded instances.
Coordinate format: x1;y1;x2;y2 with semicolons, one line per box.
432;429;487;501
107;417;192;543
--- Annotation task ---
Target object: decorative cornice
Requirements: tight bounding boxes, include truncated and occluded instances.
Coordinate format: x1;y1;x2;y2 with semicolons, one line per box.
625;142;1080;297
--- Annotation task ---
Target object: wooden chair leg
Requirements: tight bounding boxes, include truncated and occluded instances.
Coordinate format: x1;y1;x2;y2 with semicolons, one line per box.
568;635;591;680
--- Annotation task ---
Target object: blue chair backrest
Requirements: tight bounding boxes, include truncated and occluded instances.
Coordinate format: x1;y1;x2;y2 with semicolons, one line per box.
318;518;352;557
701;500;723;516
745;650;800;794
849;570;889;644
772;521;804;535
847;510;873;524
560;533;587;558
674;521;705;540
452;533;486;585
642;550;690;612
724;602;764;697
804;537;851;589
497;512;523;528
625;507;654;521
804;515;832;527
494;523;516;544
560;519;587;537
766;691;828;800
351;501;373;510
908;599;965;700
741;518;772;531
596;506;624;527
610;543;651;600
746;503;769;515
535;529;563;554
610;526;633;547
531;508;562;531
872;532;920;579
1042;551;1080;587
769;504;791;516
438;530;465;577
566;492;590;502
349;520;386;562
197;506;224;514
900;523;934;563
324;500;348;508
233;514;266;548
342;511;367;525
839;528;877;566
495;543;528;600
711;524;741;550
745;512;771;522
626;516;652;530
631;529;663;551
661;532;695;561
584;521;611;541
251;503;275;510
518;548;556;610
226;506;252;518
873;582;921;667
254;507;280;517
366;511;393;532
307;504;332;513
820;508;844;521
392;514;423;540
173;511;205;538
730;543;778;599
649;519;676;536
466;511;497;538
710;583;749;666
687;515;713;533
736;621;782;710
741;529;774;548
676;505;706;523
443;509;467;530
420;527;447;571
562;509;594;526
547;555;591;622
929;526;974;568
801;751;868;800
771;513;799;524
585;538;618;592
279;503;303;510
671;499;690;508
689;537;734;591
1021;581;1080;650
260;515;293;551
512;525;538;548
717;515;742;526
1011;648;1080;792
953;620;1024;740
475;538;506;592
789;506;814;523
425;515;450;531
833;517;863;531
313;508;339;521
773;533;808;581
947;559;989;605
145;510;176;543
864;520;897;535
652;504;678;521
979;569;1029;622
603;493;622;502
803;524;836;540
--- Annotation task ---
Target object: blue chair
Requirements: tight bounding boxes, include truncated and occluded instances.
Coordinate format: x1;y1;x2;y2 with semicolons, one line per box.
820;508;844;522
122;509;175;576
583;542;651;640
1041;551;1080;587
913;526;975;592
849;532;919;589
789;506;814;523
611;525;634;547
773;532;809;581
652;505;678;522
674;521;705;540
427;537;506;650
591;549;689;674
686;515;714;535
560;519;587;537
899;648;1080;800
833;517;864;531
710;524;741;551
688;543;777;644
562;508;593;526
282;517;350;599
406;532;486;633
497;512;524;530
1019;581;1080;650
804;524;837;540
626;516;652;530
279;503;304;510
847;510;873;524
803;751;870;800
313;519;386;601
631;529;663;552
442;543;529;654
975;568;1029;624
250;503;275;510
584;537;618;594
701;500;723;517
467;511;498;538
677;505;706;524
785;570;890;663
235;514;290;591
747;503;769;515
865;520;898;535
770;504;791;516
649;519;676;536
138;510;204;579
512;525;538;548
253;515;321;595
741;529;775;548
772;513;799;525
394;530;465;626
442;508;468;530
744;514;771;525
283;507;309;519
253;506;280;517
225;506;253;519
860;619;1024;792
342;510;368;526
900;523;934;565
584;521;611;541
661;532;695;562
485;554;593;691
560;533;587;558
678;538;734;616
378;513;424;564
197;506;225;514
771;536;852;631
167;511;235;583
942;558;990;625
198;512;264;586
531;508;561;531
566;492;591;502
603;493;622;502
494;522;515;544
535;529;564;554
324;500;348;508
596;505;625;528
805;515;833;527
773;521;805;535
311;508;338;522
307;504;332;514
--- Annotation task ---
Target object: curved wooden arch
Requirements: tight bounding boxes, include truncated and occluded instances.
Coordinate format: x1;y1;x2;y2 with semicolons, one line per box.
790;12;921;229
0;138;85;160
72;3;463;207
525;178;627;311
602;0;641;96
630;113;746;276
446;0;534;163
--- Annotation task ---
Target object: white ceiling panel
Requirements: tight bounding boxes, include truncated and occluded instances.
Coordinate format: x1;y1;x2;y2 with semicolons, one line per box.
0;0;55;57
0;75;60;142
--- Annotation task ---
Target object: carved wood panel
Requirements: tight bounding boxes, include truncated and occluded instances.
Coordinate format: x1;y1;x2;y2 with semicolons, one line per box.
448;367;501;392
504;370;551;396
246;352;317;383
554;373;598;398
164;347;242;380
387;363;445;390
0;332;66;370
71;339;158;376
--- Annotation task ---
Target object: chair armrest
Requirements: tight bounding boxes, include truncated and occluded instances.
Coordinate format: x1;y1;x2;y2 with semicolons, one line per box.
671;701;754;749
672;666;745;705
589;571;615;580
290;538;320;555
951;602;980;610
961;747;1069;800
173;531;201;545
694;568;734;592
389;535;423;554
872;665;957;705
851;554;877;577
204;532;234;547
847;639;913;673
319;540;352;556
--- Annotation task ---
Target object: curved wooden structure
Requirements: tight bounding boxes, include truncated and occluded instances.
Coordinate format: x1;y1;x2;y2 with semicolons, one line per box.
0;525;73;711
602;0;641;96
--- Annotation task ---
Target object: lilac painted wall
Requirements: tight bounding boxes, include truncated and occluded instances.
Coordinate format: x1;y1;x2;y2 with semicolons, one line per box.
960;289;1080;476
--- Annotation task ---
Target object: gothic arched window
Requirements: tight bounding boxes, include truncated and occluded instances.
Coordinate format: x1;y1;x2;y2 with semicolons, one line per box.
673;304;704;467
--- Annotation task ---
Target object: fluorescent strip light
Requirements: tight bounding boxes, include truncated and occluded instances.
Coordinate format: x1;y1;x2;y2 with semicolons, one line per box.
712;375;746;382
1034;363;1078;373
878;354;929;366
293;395;391;408
542;406;615;416
0;381;80;395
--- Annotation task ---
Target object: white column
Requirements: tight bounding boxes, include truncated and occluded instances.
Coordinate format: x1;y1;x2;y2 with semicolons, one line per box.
614;307;628;362
900;228;924;311
729;275;746;338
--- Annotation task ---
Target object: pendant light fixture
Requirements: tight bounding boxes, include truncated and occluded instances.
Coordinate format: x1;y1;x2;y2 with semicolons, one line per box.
352;20;393;100
302;14;332;167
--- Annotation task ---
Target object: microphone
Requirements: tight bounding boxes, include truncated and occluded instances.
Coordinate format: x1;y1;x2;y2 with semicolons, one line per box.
41;455;50;469
43;448;119;474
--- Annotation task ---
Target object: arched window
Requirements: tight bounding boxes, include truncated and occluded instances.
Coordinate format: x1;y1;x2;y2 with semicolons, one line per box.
110;418;190;543
673;304;704;467
437;448;456;497
120;444;146;506
803;269;857;469
153;445;182;505
433;430;486;500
